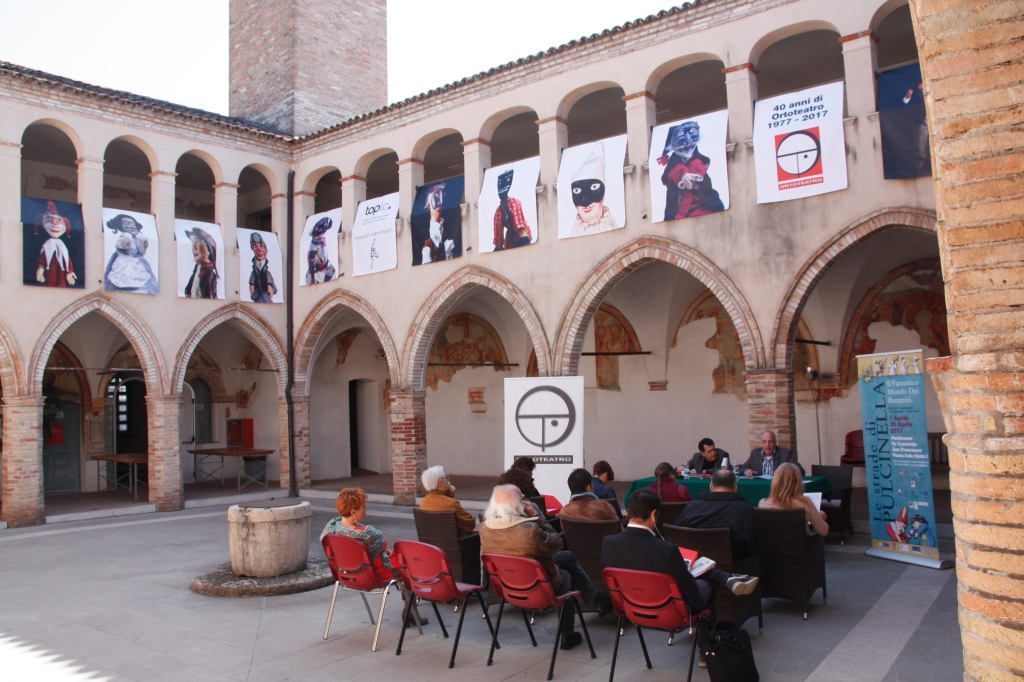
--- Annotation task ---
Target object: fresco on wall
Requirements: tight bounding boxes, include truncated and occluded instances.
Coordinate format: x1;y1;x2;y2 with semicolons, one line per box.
411;177;464;265
593;304;640;391
43;342;88;404
675;291;746;398
102;209;159;295
526;350;539;378
648;110;730;223
841;258;948;387
426;313;510;391
334;329;362;367
21;197;85;289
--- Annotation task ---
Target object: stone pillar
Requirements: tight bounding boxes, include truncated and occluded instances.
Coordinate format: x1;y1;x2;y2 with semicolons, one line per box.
462;138;491;251
83;399;106;491
77;156;105;289
537;117;568;229
214;182;240;298
397;158;424;231
294;189;316;271
623;91;656;227
722;64;758;144
909;2;1024;677
388;389;426;506
744;369;796;456
840;31;878;118
281;394;311;489
1;396;45;526
0;142;23;291
146;394;183;512
341;175;366;243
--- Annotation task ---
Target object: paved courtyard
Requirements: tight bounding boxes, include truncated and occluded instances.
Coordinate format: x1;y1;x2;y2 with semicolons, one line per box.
0;499;962;681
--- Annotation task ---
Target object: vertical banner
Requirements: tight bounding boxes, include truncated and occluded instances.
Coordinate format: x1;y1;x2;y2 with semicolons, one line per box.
648;110;730;223
299;208;342;285
175;219;225;299
478;157;540;252
857;350;952;569
411;176;464;265
351;192;399;275
102;209;159;294
753;81;848;203
557;134;628;239
504;377;584;504
879;62;932;179
22;197;85;289
236;228;283;303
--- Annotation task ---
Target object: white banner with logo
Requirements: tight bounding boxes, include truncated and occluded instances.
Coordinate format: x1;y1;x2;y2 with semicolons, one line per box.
753;81;848;203
351;192;399;276
504;376;584;504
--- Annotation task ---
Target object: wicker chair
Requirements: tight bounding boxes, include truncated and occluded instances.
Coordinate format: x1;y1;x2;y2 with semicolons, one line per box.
661;524;763;632
560;517;622;610
655;501;689;536
812;464;854;544
412;508;481;586
754;508;827;619
840;430;865;467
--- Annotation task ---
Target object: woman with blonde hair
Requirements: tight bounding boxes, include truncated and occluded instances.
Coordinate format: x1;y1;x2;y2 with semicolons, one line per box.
758;463;829;535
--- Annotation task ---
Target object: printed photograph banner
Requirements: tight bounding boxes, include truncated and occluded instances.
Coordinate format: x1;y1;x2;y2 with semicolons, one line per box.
753;81;848;203
478;156;540;253
857;350;949;569
351;192;399;276
236;228;283;303
648;110;730;224
879;63;932;179
300;208;342;286
102;208;159;295
22;197;85;289
175;220;226;299
411;176;464;266
557;134;628;239
504;376;585;504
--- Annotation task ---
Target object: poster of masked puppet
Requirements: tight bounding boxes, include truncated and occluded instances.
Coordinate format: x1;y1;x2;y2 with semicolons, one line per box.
411;176;464;265
237;228;283;303
478;157;540;253
101;208;159;294
22;197;85;288
557;134;627;239
648;111;730;224
175;220;226;299
299;208;342;285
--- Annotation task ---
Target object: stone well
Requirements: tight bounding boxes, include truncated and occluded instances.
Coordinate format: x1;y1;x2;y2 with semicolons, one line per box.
227;501;311;578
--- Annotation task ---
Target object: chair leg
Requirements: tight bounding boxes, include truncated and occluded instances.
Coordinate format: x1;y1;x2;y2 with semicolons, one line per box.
608;615;625;682
359;592;376;624
395;591;415;655
431;601;448;639
636;626;652;669
547;601;570;681
574;597;596;659
370;582;396;652
487;600;506;666
522;609;538;646
685;616;705;682
448;596;470;669
758;612;764;634
474;591;499;650
323;581;340;640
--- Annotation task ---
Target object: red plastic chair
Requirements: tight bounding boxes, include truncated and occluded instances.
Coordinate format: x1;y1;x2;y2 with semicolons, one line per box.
481;553;596;681
602;567;711;682
391;540;497;668
321;534;402;651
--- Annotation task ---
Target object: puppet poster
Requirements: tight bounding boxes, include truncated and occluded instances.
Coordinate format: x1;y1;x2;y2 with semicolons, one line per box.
236;228;283;303
556;134;627;239
411;176;464;266
22;197;85;289
351;192;399;276
299;208;342;285
648;111;730;224
753;81;848;203
879;63;932;179
174;219;225;299
101;208;159;295
478;157;540;253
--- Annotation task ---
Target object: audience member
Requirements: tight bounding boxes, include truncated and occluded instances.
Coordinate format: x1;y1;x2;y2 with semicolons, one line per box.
420;465;476;535
678;437;730;475
498;455;540;498
675;469;762;560
560;468;619;521
591;460;622;518
758;463;829;535
647;461;693;502
740;430;804;477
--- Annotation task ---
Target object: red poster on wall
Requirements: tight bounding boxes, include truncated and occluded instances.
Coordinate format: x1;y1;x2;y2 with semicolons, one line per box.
46;422;64;446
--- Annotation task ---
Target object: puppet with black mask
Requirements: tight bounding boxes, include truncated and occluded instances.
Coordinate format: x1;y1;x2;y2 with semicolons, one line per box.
492;168;532;250
568;141;619;238
657;120;724;221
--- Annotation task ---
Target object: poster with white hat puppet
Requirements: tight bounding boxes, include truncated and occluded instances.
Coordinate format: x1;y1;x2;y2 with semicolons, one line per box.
102;208;159;295
175;220;225;299
648;110;730;224
299;208;342;285
237;228;283;303
557;134;627;239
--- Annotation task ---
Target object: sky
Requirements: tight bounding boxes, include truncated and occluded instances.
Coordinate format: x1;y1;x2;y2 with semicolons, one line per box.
0;0;686;115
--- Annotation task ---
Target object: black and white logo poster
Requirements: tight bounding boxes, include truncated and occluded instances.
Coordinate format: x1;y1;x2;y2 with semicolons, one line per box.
352;192;399;276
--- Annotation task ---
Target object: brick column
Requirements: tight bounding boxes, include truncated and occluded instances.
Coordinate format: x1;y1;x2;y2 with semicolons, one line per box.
744;369;796;456
624;91;656;227
146;394;183;512
282;394;311;489
722;64;758;144
1;395;45;526
388;389;426;506
909;2;1024;677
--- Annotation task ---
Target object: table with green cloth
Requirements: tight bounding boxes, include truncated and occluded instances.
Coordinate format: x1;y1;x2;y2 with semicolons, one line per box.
624;475;832;508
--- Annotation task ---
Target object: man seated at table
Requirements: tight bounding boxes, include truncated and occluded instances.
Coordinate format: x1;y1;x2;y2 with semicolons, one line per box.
678;437;731;475
675;469;762;560
560;468;619;521
740;430;804;477
601;489;759;621
420;465;476;536
481;484;613;650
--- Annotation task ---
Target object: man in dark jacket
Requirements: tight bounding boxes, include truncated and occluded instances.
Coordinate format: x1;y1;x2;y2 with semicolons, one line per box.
675;469;762;560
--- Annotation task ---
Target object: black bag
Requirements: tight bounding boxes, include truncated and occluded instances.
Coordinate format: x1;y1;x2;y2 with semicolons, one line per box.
697;620;759;682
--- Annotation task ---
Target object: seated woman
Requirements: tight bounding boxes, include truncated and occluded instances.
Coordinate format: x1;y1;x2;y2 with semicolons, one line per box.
757;463;829;535
647;461;693;502
420;465;476;535
321;487;395;584
591;460;622;518
498;455;540;498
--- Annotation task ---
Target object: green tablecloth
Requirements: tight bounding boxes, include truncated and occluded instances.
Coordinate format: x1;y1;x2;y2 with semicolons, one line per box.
623;475;833;507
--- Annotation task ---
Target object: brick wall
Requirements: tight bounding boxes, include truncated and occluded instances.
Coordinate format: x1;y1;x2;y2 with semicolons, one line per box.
388;389;426;506
146;394;184;511
1;396;45;526
744;369;796;455
909;1;1024;678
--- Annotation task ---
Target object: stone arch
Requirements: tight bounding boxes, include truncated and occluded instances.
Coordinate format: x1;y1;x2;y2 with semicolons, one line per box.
554;237;764;377
23;118;85;159
172;303;287;395
870;0;910;31
28;292;166;396
556;81;627;120
0;320;26;397
176;149;224;185
412;128;464;161
748;20;843;65
479;106;538;141
402;265;551;388
293;290;400;396
105;134;159;174
770;207;938;368
644;52;726;95
353;148;399;178
237;162;282;196
299;164;342;194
